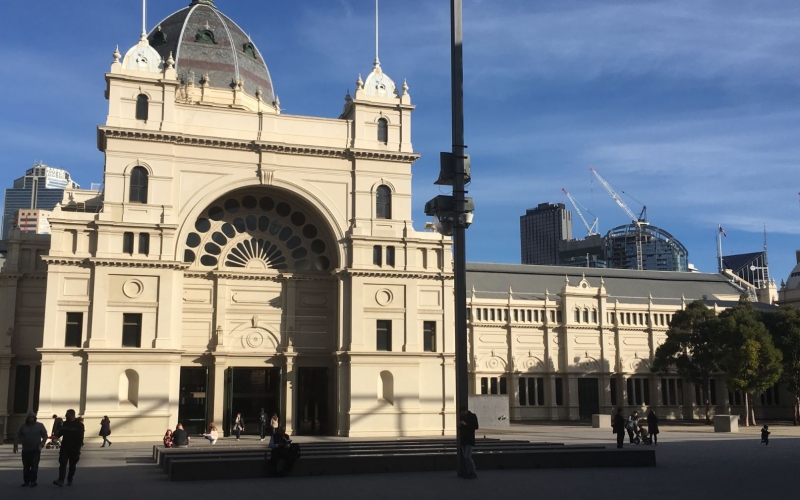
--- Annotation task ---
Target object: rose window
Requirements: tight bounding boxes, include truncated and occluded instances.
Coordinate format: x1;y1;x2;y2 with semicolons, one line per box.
183;192;334;273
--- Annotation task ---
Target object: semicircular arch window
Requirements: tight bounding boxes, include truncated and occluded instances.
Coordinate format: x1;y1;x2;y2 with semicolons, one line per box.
184;191;335;274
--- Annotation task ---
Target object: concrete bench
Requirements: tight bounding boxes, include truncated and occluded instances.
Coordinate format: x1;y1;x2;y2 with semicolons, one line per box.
592;414;611;429
714;415;740;433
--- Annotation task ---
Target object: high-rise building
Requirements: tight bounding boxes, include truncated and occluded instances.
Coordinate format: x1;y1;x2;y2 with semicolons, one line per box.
520;202;572;265
10;209;53;235
1;163;79;239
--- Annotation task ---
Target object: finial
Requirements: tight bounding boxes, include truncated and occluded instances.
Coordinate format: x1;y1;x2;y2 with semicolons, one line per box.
201;72;210;87
255;87;263;100
565;275;570;285
188;70;196;86
166;52;175;70
205;20;211;30
374;0;380;68
142;0;147;37
402;79;409;95
273;96;281;111
345;90;352;102
113;45;121;63
356;74;364;90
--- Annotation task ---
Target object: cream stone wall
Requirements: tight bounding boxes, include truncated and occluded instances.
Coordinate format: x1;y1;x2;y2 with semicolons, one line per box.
469;275;794;422
0;22;455;441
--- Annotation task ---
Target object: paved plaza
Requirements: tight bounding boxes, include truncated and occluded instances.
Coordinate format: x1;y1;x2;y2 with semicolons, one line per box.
2;424;798;500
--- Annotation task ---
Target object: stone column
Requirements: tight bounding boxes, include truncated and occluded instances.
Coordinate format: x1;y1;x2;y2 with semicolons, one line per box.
209;356;227;435
283;353;298;434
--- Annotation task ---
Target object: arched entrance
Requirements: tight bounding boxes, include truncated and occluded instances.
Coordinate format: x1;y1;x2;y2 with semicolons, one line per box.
176;187;341;436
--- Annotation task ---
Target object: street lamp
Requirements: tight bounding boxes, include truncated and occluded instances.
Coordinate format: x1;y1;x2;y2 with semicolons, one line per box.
424;0;473;478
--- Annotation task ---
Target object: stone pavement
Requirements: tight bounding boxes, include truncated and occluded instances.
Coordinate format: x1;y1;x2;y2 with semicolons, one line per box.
1;424;798;500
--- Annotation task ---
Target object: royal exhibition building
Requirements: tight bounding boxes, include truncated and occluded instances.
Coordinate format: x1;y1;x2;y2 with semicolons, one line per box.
1;0;798;443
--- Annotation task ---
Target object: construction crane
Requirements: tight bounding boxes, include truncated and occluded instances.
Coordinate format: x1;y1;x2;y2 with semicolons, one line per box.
590;168;647;270
561;188;598;236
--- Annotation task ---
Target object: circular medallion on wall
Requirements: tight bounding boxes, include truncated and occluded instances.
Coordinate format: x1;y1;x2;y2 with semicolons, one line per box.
375;289;394;307
245;331;264;348
122;279;144;299
487;357;501;370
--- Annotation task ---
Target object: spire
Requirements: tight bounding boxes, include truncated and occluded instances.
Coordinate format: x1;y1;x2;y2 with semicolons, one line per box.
374;0;380;69
141;0;147;39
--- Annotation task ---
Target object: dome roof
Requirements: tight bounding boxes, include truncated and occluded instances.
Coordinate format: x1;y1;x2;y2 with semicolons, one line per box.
786;262;800;290
148;0;275;102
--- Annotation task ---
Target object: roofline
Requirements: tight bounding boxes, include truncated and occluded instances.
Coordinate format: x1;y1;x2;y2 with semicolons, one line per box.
466;262;730;283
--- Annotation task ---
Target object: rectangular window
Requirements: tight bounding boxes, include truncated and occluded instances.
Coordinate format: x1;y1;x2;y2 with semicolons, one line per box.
677;379;684;405
550;310;555;322
556;311;562;323
514;310;519;322
610;378;618;405
123;232;134;254
481;377;488;395
476;308;482;321
122;313;142;348
661;378;669;405
13;365;30;414
710;379;717;405
669;379;677;405
490;378;499;395
627;378;634;405
65;312;83;348
583;310;589;323
526;378;535;405
555;378;564;406
423;321;436;352
500;376;507;395
376;320;392;351
372;245;382;266
503;309;508;322
519;378;527;405
139;233;150;255
33;365;41;413
386;246;395;267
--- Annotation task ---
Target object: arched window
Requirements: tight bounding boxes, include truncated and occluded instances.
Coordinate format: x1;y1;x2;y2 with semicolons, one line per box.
574;309;581;323
129;167;149;204
376;185;391;219
377;118;388;143
136;94;149;121
583;309;589;323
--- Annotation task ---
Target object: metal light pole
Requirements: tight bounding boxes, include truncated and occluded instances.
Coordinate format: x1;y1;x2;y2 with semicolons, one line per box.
450;0;470;478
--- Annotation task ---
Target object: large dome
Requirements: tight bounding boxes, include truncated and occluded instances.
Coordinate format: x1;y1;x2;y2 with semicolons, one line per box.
148;0;275;102
786;262;800;290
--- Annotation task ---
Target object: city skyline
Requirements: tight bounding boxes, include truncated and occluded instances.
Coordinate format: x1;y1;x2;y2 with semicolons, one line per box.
1;0;798;282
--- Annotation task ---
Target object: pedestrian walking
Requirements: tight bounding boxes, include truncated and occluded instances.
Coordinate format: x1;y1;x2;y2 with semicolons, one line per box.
612;408;626;449
259;409;268;441
233;412;245;440
270;413;280;436
626;411;639;443
457;407;479;479
53;409;85;487
48;414;64;449
99;416;112;447
13;411;48;487
647;410;660;446
761;425;770;446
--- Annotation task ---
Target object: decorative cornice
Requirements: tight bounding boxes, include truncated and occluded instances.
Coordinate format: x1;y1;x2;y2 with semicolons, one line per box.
98;127;420;164
340;270;452;280
41;256;90;266
90;258;189;270
184;270;336;282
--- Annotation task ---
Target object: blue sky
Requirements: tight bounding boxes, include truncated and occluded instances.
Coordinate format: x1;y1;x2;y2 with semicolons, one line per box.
2;0;799;282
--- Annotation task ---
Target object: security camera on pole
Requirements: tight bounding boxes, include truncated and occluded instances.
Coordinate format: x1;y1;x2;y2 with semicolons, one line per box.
423;0;474;478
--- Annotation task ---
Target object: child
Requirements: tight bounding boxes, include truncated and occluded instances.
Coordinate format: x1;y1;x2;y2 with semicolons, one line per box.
760;425;770;446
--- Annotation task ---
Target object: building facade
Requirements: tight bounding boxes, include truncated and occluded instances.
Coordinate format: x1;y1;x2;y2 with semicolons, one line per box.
0;0;456;441
2;164;79;240
466;264;791;422
520;203;572;265
10;210;53;235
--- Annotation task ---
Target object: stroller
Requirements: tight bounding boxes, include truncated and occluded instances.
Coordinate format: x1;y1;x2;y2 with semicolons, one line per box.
633;420;653;445
45;435;61;449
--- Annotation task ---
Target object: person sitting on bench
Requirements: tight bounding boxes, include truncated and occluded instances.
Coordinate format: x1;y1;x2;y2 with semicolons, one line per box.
270;427;299;476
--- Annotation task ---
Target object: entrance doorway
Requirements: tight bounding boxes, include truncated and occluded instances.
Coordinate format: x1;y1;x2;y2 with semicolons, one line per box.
296;368;329;435
578;378;600;420
225;368;281;436
178;367;208;435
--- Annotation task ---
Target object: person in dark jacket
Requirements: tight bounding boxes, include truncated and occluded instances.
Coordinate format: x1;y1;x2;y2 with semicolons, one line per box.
270;427;299;476
647;410;660;446
14;411;48;487
53;409;85;487
458;407;479;479
259;408;268;441
99;416;112;447
172;424;190;448
612;408;626;448
233;412;245;441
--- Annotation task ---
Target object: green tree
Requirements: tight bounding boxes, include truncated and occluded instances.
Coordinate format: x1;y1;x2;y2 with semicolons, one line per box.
652;300;719;424
761;307;800;425
714;298;783;426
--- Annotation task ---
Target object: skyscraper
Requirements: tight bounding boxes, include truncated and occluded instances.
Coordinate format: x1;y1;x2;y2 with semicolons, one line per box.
520;202;572;265
1;163;79;239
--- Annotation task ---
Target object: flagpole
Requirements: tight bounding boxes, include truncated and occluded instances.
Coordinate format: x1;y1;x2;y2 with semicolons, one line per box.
717;225;723;273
